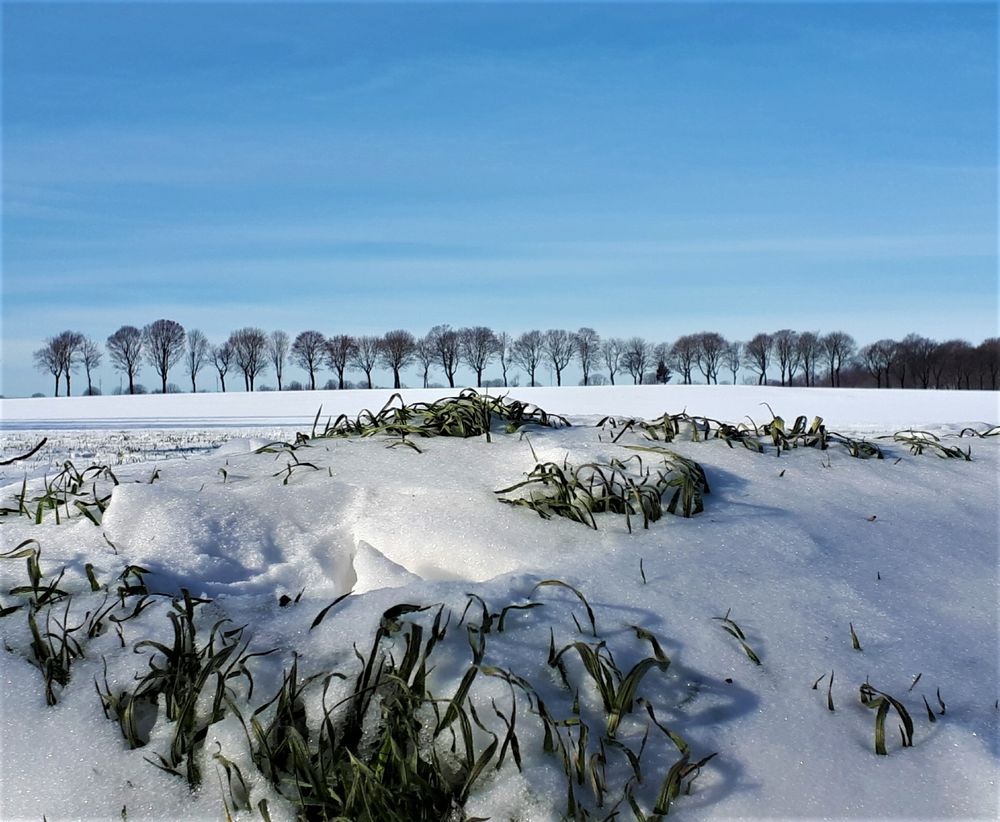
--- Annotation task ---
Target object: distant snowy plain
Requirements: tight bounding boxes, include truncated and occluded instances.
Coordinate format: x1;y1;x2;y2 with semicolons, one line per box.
1;386;997;821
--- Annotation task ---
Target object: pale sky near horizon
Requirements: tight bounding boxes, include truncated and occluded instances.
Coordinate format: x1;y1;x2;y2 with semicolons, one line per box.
2;2;997;397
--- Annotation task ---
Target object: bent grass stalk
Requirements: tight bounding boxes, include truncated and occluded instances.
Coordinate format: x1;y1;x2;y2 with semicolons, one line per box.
859;681;915;755
713;609;762;665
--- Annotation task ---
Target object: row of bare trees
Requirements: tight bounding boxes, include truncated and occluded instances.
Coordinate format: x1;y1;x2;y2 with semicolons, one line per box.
33;323;999;395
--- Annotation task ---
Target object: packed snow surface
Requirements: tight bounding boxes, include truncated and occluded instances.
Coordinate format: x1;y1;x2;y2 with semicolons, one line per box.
1;386;997;821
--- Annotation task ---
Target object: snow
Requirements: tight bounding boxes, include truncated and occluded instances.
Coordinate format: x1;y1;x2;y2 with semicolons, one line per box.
1;386;998;821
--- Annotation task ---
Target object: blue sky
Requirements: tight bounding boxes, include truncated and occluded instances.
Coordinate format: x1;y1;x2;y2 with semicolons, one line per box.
2;2;997;396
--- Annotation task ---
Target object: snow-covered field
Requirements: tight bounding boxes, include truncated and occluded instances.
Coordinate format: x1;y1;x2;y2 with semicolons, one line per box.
1;386;997;821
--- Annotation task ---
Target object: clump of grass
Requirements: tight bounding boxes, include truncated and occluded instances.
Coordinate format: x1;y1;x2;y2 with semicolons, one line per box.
1;541;165;703
28;597;85;704
0;539;68;612
887;430;971;460
599;412;763;452
551;628;671;737
526;582;716;819
98;589;273;787
858;681;915;755
277;583;716;820
309;389;569;446
496;449;709;531
245;599;505;821
600;407;891;461
6;549;719;819
756;406;884;459
0;460;119;524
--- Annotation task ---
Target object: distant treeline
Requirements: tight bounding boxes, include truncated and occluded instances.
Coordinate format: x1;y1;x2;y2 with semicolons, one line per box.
32;323;1000;396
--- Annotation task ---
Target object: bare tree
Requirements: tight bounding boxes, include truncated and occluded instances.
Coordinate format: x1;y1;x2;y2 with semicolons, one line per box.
796;332;822;387
326;334;355;390
36;331;84;397
860;342;883;388
937;339;974;389
821;331;855;387
859;339;895;388
743;333;773;385
212;341;233;392
622;337;651;385
543;329;575;387
897;333;936;389
601;337;624;385
724;341;742;385
291;330;327;390
930;340;956;389
229;327;269;391
185;329;209;392
696;332;727;385
496;331;513;387
574;327;600;386
268;330;290;390
669;335;699;384
61;331;86;395
427;325;461;388
78;337;102;395
512;330;545;386
459;326;498;388
33;339;63;397
978;337;1000;390
874;339;897;388
107;325;144;395
351;335;382;389
143;319;186;394
380;329;416;389
772;329;800;386
414;335;436;388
